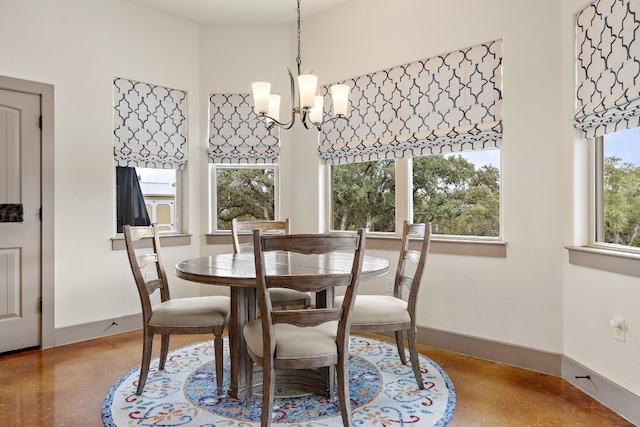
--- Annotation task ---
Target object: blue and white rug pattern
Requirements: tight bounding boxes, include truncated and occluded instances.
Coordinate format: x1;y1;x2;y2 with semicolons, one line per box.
103;336;455;426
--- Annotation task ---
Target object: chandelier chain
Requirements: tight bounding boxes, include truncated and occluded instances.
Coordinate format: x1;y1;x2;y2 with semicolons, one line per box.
296;0;302;70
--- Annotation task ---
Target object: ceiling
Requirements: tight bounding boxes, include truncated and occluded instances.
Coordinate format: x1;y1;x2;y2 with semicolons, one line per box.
128;0;350;25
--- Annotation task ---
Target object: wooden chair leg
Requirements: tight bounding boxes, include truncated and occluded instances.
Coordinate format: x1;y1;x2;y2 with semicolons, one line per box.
336;354;353;427
407;327;424;389
159;334;170;370
261;360;275;427
137;331;154;395
245;355;251;401
214;332;224;395
395;330;407;365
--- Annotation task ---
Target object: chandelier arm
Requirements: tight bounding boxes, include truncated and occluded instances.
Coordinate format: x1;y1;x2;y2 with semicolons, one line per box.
301;109;317;130
271;67;297;129
304;114;348;131
260;114;295;131
258;67;299;130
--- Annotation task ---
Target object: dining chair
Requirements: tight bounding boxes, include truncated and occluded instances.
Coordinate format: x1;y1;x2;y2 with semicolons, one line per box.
123;223;231;395
336;221;431;389
231;218;311;309
243;228;367;427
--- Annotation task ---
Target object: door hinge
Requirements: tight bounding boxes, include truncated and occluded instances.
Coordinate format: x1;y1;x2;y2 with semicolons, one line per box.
39;207;42;221
39;297;43;313
39;116;42;130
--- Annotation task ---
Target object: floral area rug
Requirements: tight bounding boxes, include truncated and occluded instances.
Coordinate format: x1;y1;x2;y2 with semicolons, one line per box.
103;336;455;426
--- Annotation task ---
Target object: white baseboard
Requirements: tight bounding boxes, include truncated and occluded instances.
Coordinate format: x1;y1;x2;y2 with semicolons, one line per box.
416;325;562;374
413;326;639;426
54;314;141;346
562;356;640;426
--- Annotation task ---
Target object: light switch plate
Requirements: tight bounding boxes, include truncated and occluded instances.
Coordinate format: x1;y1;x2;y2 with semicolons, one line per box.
611;316;625;342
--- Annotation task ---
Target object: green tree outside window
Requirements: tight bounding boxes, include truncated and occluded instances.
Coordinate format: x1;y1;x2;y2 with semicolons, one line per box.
216;168;275;230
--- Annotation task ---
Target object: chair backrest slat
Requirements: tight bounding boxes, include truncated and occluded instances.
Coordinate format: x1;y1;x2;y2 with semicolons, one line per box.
231;218;289;254
266;274;352;293
271;308;342;327
136;253;158;270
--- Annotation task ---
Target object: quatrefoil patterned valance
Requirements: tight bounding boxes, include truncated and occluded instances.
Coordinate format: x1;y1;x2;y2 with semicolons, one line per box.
574;0;640;138
113;77;188;169
208;94;279;164
318;40;503;165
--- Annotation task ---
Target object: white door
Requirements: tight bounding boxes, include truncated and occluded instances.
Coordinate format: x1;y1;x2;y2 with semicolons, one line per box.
0;89;41;353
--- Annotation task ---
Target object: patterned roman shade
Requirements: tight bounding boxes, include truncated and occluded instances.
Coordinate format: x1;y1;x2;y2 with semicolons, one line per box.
208;94;279;164
574;0;640;138
113;77;188;169
318;40;503;165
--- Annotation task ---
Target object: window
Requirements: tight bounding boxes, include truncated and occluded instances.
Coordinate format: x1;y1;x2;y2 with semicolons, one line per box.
323;41;503;237
595;128;640;249
212;165;277;231
115;167;180;234
113;77;187;234
331;149;501;237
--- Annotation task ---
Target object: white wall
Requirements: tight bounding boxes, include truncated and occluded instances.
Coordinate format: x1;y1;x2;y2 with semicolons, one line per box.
0;0;203;329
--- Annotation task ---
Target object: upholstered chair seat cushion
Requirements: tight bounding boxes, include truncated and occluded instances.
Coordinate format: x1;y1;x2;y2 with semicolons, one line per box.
336;295;410;325
150;296;231;328
243;320;339;360
269;288;311;304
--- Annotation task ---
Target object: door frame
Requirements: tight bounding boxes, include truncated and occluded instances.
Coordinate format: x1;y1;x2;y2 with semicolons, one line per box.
0;75;55;349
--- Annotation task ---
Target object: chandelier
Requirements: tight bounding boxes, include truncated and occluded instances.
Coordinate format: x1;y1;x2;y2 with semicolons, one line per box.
251;0;350;131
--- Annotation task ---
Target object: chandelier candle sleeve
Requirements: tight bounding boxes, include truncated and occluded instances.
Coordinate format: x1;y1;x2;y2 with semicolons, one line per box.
251;82;271;115
297;74;318;109
310;95;324;124
331;84;350;116
267;94;281;123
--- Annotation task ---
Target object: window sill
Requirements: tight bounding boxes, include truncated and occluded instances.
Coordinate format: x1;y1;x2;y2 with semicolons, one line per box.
367;234;506;257
206;232;506;258
567;245;640;278
111;233;192;250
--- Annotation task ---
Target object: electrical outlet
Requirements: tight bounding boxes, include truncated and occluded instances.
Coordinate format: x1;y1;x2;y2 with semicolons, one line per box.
609;316;625;342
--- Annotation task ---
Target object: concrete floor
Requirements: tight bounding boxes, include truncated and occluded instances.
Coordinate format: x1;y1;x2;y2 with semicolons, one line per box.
0;330;634;426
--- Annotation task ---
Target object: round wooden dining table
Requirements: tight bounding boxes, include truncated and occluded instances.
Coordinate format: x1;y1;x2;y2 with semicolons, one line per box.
175;251;390;399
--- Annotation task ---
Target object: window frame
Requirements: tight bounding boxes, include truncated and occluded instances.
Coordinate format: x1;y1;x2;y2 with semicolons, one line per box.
209;163;280;233
591;134;640;255
567;134;640;278
113;166;184;236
